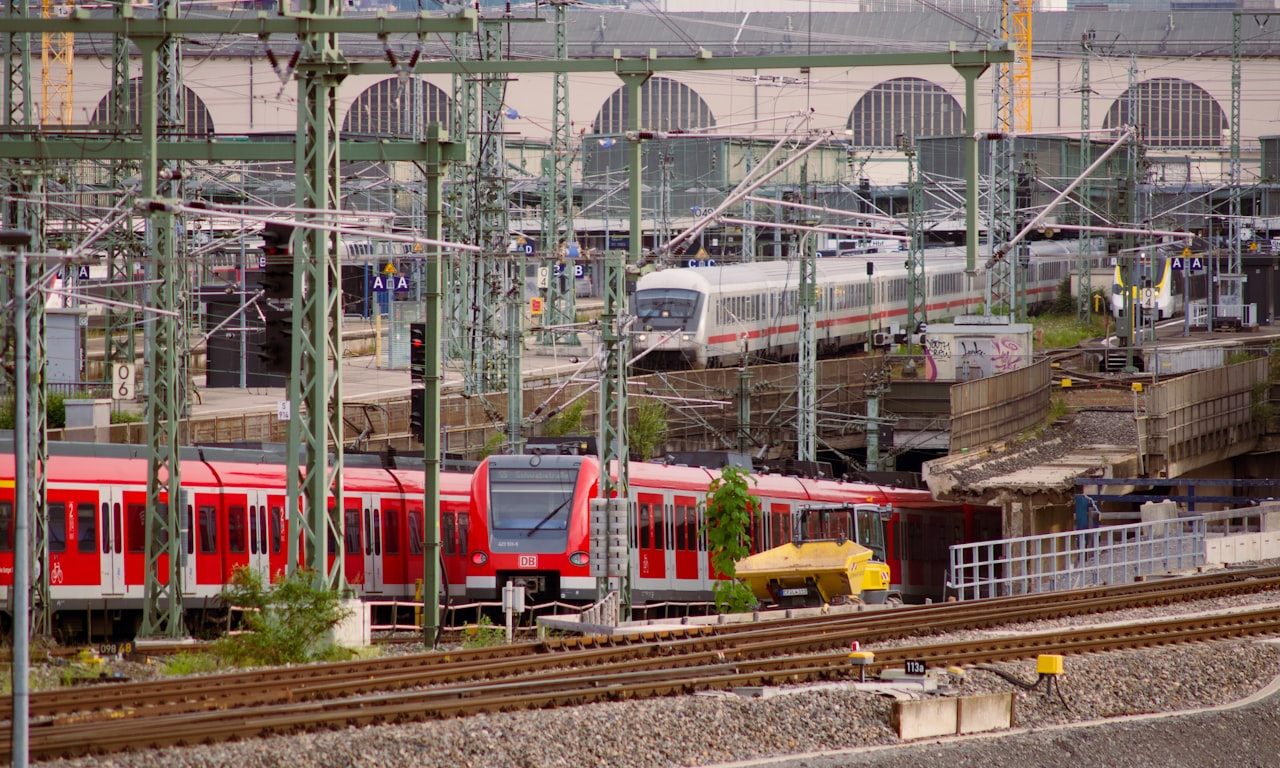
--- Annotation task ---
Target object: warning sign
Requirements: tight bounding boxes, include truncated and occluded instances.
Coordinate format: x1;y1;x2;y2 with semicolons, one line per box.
530;297;545;315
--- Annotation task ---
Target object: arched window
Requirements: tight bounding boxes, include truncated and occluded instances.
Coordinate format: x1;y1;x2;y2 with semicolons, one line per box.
1103;78;1225;148
591;75;714;133
90;78;215;135
847;77;962;148
343;78;451;137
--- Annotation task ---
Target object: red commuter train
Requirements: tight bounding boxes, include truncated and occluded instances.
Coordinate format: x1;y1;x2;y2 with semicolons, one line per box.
465;452;997;606
0;441;473;640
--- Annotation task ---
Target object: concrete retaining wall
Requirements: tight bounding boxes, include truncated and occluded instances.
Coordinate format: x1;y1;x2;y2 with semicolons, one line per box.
891;692;1014;740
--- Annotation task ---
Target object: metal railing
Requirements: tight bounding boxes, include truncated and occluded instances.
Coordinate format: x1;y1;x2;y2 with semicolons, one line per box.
946;517;1206;600
1187;301;1257;329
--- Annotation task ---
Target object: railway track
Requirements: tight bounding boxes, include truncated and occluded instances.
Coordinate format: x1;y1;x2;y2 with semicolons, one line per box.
7;566;1280;762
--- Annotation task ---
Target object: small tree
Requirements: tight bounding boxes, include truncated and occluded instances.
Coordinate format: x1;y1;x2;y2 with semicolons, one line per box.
628;398;669;460
214;567;353;666
543;398;587;437
702;464;758;613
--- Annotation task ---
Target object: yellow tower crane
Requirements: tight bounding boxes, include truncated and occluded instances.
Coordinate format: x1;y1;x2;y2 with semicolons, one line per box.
1011;0;1032;132
41;0;75;126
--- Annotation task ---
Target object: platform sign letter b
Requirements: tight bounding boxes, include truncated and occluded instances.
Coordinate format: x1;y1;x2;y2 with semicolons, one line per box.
113;363;136;401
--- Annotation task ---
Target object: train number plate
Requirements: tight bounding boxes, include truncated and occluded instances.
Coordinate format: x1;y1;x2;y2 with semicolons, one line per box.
778;587;808;597
518;555;538;568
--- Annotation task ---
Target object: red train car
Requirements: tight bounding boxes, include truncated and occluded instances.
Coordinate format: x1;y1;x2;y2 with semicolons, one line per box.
0;442;473;639
466;452;982;606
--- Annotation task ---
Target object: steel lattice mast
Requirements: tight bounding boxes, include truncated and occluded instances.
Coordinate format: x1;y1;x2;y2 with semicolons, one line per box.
1077;44;1093;321
139;0;186;638
540;0;577;348
284;0;349;590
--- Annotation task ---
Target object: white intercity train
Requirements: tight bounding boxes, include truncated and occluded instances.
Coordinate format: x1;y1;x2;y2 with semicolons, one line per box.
633;239;1108;369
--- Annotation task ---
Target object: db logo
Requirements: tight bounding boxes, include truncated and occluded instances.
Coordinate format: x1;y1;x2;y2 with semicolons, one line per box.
518;555;537;569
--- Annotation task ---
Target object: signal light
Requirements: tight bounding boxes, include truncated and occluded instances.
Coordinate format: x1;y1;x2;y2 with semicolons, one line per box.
255;316;292;373
409;322;426;383
409;387;425;443
260;221;294;299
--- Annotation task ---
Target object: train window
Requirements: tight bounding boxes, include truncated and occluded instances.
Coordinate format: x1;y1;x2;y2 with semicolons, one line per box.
249;505;260;555
77;503;96;553
0;501;13;552
364;510;373;556
127;503;146;553
634;288;702;331
384;509;400;556
228;505;246;554
113;503;122;555
198;505;218;554
770;507;790;549
100;503;109;554
441;512;456;556
344;507;361;555
270;506;283;554
408;510;424;556
459;512;470;556
48;502;67;553
372;511;382;556
637;502;651;549
653;503;665;550
677;504;699;552
186;505;195;556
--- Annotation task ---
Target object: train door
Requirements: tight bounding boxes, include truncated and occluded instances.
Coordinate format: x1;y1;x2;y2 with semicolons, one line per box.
363;495;385;594
672;494;702;588
99;487;125;596
222;494;250;584
121;489;150;590
265;494;289;581
634;491;668;596
246;491;272;585
341;497;366;588
180;494;196;598
47;489;99;592
191;492;222;596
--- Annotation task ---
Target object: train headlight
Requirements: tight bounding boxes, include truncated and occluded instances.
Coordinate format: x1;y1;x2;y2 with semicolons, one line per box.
470;551;488;566
568;551;589;567
681;334;691;342
637;333;647;343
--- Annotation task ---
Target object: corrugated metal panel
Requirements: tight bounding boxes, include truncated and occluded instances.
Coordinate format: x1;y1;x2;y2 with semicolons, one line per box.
1146;346;1224;376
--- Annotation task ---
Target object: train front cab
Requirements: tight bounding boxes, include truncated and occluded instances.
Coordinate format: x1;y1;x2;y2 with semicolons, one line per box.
467;453;596;604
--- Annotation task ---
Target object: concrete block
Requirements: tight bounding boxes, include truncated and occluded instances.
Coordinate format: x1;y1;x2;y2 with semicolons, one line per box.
957;692;1014;734
65;398;112;429
1140;500;1179;523
891;697;957;741
329;598;370;649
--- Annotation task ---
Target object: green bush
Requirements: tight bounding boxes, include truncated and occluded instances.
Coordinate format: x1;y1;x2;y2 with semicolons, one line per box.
213;567;354;666
461;615;506;648
0;393;65;429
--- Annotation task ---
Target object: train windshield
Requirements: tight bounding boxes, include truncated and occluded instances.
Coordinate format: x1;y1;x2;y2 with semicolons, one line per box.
487;465;579;532
635;288;702;331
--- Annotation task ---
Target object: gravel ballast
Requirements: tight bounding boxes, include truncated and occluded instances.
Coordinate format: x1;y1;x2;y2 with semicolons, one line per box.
35;591;1280;768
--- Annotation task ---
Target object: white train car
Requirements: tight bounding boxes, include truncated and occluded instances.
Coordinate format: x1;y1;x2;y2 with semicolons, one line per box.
633;239;1105;369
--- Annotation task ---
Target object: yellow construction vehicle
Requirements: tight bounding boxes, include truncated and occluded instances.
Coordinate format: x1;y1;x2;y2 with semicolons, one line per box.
735;503;896;608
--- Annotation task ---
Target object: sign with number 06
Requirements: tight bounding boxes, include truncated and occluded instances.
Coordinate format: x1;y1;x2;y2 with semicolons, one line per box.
113;363;136;401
